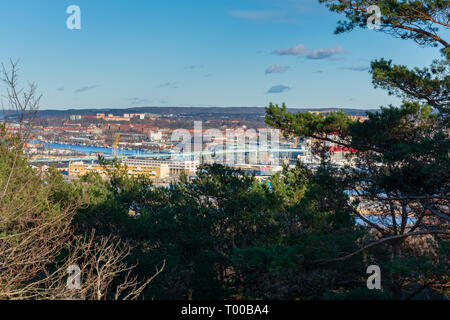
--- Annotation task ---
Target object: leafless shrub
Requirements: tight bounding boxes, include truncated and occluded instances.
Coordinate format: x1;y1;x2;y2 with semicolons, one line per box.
0;61;163;300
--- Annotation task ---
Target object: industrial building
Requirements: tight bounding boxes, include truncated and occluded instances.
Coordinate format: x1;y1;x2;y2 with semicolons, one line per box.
69;161;170;179
69;158;199;179
122;158;199;176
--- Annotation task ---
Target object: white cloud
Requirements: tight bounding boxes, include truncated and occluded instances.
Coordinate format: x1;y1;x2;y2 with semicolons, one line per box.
267;85;291;94
157;82;179;89
229;10;288;22
274;44;308;56
74;85;99;94
265;64;289;74
339;65;369;71
274;44;347;60
306;46;345;59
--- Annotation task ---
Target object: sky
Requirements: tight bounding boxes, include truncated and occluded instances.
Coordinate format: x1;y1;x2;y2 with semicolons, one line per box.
0;0;444;110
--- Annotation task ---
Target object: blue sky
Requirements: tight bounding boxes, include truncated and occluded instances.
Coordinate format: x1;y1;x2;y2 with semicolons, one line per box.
0;0;444;110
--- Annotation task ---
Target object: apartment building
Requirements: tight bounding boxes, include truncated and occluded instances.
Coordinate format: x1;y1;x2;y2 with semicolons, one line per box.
122;158;199;176
69;161;170;179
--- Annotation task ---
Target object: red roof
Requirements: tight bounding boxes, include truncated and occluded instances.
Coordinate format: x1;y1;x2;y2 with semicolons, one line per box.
329;146;358;152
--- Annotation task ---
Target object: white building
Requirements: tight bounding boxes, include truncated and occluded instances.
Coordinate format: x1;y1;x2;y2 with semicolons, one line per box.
122;158;199;176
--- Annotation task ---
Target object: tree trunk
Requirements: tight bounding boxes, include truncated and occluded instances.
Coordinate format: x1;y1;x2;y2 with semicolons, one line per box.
390;240;403;300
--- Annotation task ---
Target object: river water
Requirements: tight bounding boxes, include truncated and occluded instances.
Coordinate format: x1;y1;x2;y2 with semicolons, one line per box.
32;140;154;156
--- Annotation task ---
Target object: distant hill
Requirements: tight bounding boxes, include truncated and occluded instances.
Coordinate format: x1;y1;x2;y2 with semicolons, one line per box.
1;106;377;121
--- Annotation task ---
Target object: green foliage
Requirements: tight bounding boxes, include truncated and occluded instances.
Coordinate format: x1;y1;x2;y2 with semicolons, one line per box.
0;124;69;233
264;0;449;300
370;59;449;114
319;0;449;48
324;287;391;300
64;161;367;300
265;102;353;139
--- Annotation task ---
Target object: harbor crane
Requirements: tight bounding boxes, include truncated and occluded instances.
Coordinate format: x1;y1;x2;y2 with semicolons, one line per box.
112;133;120;156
